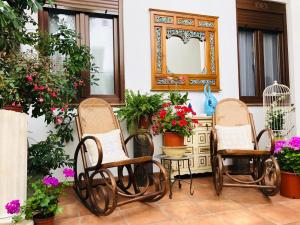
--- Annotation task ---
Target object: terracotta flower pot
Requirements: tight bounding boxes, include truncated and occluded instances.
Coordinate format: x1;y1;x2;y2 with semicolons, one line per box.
163;132;184;147
280;171;300;198
33;215;55;225
3;105;23;113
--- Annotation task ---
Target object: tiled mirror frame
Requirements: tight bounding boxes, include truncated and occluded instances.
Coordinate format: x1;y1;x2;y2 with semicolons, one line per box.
150;9;220;92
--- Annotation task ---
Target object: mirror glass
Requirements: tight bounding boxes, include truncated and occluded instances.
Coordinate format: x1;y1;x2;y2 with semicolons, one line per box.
166;37;206;74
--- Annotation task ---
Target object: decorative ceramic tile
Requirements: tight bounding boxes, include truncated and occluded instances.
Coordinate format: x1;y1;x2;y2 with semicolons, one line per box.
199;21;214;28
209;32;216;73
177;18;194;26
155;27;162;73
155;15;173;24
189;79;216;85
157;78;185;85
166;29;205;44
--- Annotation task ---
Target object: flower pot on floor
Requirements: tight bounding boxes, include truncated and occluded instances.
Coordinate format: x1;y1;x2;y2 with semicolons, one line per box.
33;215;54;225
280;171;300;198
163;132;184;147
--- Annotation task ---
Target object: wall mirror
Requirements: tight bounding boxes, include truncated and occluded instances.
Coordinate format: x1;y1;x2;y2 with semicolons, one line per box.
150;9;220;91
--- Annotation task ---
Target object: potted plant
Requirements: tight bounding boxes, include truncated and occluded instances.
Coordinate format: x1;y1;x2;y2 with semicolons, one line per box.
152;92;198;147
5;168;75;225
274;137;300;198
266;109;286;139
117;90;164;133
28;133;73;179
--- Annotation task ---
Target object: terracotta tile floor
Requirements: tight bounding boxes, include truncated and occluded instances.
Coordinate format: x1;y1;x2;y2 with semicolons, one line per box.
56;176;300;225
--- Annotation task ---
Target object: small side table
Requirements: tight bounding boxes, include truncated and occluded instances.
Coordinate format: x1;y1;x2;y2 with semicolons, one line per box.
156;154;194;199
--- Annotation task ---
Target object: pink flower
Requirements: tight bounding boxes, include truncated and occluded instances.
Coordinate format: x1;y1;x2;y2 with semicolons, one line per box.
60;108;65;112
192;111;196;115
34;84;39;91
11;102;16;106
79;80;84;85
38;97;44;103
5;200;20;214
73;82;78;89
39;86;45;91
55;116;63;125
63;168;75;178
42;177;59;187
50;107;56;112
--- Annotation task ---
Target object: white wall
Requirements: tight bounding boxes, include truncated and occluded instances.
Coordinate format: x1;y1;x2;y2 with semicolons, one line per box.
27;0;300;178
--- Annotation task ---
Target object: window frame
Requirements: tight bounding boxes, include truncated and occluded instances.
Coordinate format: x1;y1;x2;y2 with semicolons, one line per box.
38;2;125;105
236;0;289;105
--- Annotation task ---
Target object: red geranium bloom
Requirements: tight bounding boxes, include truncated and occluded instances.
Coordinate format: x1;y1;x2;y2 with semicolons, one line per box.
192;119;198;124
176;111;185;118
174;105;182;110
159;110;167;119
171;120;177;126
179;119;188;127
162;102;171;108
192;111;196;115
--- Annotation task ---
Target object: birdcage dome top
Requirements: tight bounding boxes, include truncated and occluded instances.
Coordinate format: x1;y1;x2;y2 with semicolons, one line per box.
263;81;290;97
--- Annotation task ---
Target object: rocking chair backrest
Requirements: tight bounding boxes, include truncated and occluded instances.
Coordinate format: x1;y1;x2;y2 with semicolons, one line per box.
213;98;258;147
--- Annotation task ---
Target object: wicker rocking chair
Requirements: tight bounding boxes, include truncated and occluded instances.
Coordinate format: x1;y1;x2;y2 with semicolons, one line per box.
210;98;281;196
73;98;168;215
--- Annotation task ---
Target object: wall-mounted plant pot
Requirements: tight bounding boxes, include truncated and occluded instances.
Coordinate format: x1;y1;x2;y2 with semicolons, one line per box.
163;132;184;147
280;171;300;198
3;105;23;113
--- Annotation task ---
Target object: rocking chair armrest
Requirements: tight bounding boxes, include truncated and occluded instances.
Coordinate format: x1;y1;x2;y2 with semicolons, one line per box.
76;136;103;170
210;128;218;156
124;131;154;156
256;128;275;154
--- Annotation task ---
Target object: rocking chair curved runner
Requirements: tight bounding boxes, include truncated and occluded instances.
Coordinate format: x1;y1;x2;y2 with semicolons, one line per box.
210;98;281;196
73;98;168;216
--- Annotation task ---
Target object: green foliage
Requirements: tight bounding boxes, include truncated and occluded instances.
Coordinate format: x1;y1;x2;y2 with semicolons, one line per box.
28;134;73;177
168;91;189;105
266;109;285;131
117;90;164;134
277;147;300;175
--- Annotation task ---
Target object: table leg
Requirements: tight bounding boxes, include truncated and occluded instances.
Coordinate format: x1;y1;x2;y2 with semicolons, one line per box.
168;160;173;199
177;160;181;189
188;159;194;195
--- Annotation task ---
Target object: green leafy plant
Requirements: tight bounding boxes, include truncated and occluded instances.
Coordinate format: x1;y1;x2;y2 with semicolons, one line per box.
152;99;198;137
168;91;189;105
274;137;300;175
266;109;286;131
5;168;75;224
28;134;73;178
117;90;164;134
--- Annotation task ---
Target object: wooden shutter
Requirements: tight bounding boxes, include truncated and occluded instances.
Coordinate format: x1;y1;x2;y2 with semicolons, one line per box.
50;0;119;14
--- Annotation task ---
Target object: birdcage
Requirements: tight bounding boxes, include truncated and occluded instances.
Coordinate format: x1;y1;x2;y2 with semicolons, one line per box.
263;81;296;140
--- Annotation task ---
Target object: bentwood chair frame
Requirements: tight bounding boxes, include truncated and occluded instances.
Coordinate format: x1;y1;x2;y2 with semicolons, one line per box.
73;98;168;216
210;98;281;196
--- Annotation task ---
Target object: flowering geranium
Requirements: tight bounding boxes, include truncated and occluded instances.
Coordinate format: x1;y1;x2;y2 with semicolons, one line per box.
274;137;300;175
152;103;198;137
5;168;75;224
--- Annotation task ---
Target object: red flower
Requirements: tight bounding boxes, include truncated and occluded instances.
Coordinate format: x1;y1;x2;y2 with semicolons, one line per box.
192;111;196;115
50;107;56;112
73;82;78;89
162;102;171;108
159;110;167;119
26;75;33;82
34;84;39;91
171;120;177;126
60;108;65;112
176;111;185;119
51;92;57;98
183;106;192;113
179;119;188;127
174;105;182;110
39;86;45;91
192;119;198;124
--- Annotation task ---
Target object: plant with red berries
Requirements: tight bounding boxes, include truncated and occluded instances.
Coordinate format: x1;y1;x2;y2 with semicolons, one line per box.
152;101;198;137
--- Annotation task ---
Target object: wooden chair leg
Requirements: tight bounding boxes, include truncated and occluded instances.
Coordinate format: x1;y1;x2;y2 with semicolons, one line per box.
213;155;223;195
261;156;281;196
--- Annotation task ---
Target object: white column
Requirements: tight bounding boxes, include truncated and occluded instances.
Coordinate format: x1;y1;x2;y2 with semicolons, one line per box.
0;110;32;225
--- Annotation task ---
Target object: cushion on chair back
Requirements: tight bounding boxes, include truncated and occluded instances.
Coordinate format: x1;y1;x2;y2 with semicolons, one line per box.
82;129;129;166
215;125;254;151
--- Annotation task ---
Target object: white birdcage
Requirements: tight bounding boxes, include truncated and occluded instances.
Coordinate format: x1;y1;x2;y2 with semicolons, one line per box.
263;81;296;140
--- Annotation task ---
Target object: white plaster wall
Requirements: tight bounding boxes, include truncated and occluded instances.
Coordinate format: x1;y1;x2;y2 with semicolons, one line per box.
26;0;300;178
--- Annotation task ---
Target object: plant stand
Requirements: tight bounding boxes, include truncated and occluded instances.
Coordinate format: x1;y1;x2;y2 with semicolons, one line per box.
0;110;28;224
133;131;153;186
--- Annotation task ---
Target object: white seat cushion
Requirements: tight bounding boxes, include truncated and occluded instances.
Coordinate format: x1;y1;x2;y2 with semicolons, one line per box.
82;129;129;166
215;125;254;151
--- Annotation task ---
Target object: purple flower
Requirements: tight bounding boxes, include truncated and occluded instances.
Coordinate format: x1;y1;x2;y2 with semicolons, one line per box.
288;137;300;150
274;140;287;154
43;177;59;187
5;200;20;214
63;168;75;178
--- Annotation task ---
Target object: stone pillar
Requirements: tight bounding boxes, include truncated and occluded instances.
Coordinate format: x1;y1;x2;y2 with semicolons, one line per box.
0;110;32;225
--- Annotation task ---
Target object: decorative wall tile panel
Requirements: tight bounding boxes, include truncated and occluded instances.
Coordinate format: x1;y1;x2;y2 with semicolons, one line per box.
155;27;162;73
166;29;205;44
199;21;214;28
155;15;173;24
177;18;194;26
